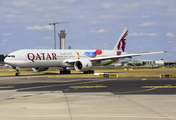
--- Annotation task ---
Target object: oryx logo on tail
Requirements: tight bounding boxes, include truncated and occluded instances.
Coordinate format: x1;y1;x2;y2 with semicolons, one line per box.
113;27;128;52
117;30;128;52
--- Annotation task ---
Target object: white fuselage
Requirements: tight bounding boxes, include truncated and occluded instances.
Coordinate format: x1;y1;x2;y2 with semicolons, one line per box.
4;27;165;75
4;49;125;68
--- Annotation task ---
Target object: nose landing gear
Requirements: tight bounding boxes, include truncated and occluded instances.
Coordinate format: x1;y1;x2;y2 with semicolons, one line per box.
14;67;21;76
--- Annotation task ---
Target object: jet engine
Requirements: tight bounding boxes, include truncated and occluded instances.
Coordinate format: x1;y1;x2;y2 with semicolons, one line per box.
74;60;92;71
32;67;49;72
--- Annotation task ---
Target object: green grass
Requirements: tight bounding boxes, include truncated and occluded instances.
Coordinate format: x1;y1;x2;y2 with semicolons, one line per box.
0;67;176;78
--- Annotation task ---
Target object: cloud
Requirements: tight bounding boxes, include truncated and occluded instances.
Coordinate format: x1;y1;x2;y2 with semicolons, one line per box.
0;43;6;45
3;33;12;36
5;10;24;18
40;37;53;39
124;3;139;8
11;0;29;7
134;15;151;19
168;41;173;43
166;33;176;37
91;42;109;49
62;0;77;3
101;3;114;8
6;14;24;18
36;46;50;49
25;25;53;31
137;22;155;27
134;39;139;42
90;29;108;33
129;32;158;36
97;36;106;39
141;15;151;18
2;39;8;42
103;43;108;46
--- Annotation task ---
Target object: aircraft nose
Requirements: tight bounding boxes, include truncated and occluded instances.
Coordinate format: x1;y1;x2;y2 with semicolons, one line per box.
4;57;9;64
4;57;12;65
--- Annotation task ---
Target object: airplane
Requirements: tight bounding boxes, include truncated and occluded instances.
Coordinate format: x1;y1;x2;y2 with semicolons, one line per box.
4;27;166;76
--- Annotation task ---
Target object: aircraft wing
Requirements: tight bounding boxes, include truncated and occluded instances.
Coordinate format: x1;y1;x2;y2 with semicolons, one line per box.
64;51;166;63
90;51;167;61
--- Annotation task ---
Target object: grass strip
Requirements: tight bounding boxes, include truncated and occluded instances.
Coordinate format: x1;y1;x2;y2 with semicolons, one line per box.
0;68;176;78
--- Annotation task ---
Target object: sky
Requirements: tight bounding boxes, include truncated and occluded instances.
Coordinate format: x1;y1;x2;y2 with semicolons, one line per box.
0;0;176;60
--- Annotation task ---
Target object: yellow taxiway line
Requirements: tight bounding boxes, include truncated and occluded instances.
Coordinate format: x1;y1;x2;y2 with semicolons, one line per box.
142;84;176;89
69;85;107;89
0;86;14;89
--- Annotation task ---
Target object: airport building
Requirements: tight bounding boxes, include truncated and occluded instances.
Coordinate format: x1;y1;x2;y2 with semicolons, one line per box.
127;60;156;66
0;62;6;68
155;60;176;66
115;59;176;66
58;30;66;49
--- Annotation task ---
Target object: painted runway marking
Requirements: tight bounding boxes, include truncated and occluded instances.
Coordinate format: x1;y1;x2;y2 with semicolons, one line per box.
0;86;14;89
64;89;70;91
113;87;157;94
69;85;107;89
0;80;104;102
1;80;175;105
17;80;104;91
0;91;62;102
0;87;157;105
142;84;176;88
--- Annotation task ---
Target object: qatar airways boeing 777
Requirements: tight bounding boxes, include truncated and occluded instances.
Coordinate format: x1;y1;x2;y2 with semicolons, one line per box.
4;27;166;76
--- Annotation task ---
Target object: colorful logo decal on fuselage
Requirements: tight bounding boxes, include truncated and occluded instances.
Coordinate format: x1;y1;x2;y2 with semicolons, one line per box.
84;50;103;58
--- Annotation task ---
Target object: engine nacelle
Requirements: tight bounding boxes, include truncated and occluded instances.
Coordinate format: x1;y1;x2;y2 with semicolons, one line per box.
74;60;92;71
32;67;49;72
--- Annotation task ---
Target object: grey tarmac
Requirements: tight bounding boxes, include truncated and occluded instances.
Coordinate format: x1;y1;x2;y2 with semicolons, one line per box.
0;75;176;120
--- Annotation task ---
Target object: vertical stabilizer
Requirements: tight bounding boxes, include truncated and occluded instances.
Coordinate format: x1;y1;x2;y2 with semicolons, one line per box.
113;27;129;52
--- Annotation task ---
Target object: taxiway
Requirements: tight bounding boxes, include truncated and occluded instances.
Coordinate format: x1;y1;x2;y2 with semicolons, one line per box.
0;75;176;120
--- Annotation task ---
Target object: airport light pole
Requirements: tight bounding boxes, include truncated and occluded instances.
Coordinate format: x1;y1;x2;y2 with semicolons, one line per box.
49;22;70;49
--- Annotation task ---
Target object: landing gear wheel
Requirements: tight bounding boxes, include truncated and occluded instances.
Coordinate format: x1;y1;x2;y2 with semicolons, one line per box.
83;70;94;74
15;73;20;76
60;68;71;74
68;70;71;74
15;68;21;76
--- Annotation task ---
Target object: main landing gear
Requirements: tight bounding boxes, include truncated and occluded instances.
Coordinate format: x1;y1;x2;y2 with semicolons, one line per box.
83;70;94;74
60;67;71;74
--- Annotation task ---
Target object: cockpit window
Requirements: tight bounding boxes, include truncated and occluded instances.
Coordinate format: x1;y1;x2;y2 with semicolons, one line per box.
7;55;15;58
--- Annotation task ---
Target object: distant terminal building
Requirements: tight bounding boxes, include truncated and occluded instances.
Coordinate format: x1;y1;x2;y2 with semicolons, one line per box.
155;60;176;66
127;60;156;66
127;59;176;66
114;59;176;66
0;62;6;68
